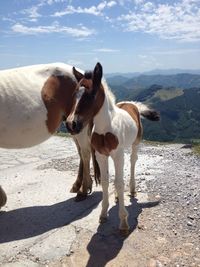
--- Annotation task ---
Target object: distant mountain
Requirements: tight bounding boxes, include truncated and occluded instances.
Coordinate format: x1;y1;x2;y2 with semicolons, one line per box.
141;87;200;142
123;74;200;90
105;69;200;78
105;72;140;78
104;75;130;86
107;73;200;142
142;68;200;76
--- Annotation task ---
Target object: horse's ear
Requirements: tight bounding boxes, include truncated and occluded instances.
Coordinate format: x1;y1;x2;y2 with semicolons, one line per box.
93;62;103;88
73;67;84;82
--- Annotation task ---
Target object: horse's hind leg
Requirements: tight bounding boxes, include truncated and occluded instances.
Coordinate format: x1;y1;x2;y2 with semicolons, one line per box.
0;186;7;209
129;144;138;197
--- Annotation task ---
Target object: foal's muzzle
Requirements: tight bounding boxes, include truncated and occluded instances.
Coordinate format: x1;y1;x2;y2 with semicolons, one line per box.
66;119;83;135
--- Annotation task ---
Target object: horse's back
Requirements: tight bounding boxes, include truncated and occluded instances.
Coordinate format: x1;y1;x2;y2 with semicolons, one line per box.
110;105;138;149
0;63;73;148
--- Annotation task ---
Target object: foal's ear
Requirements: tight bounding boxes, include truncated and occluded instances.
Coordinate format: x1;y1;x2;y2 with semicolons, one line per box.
93;62;103;87
72;67;84;82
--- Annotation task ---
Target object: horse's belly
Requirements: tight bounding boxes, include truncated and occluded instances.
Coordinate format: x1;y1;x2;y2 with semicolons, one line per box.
0;99;51;149
0;118;51;149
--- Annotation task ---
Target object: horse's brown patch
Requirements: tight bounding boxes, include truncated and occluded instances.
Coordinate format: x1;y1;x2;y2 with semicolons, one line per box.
42;75;77;134
117;102;143;144
91;132;119;156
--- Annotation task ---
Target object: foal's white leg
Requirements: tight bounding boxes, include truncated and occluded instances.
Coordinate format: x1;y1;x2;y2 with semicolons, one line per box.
129;144;138;197
113;150;129;234
96;152;109;223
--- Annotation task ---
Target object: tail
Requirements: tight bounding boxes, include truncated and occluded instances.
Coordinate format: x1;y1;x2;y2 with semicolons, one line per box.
132;101;160;121
89;121;101;185
0;186;7;209
91;148;101;185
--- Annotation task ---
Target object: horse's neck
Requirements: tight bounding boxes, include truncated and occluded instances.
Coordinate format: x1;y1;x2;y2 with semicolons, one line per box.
93;92;115;134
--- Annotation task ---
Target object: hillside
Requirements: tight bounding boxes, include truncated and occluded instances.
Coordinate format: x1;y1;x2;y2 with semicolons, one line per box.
108;73;200;90
108;73;200;142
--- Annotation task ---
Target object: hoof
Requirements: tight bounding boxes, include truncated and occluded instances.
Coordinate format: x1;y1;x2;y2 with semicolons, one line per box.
0;186;7;208
70;185;79;193
115;196;119;203
119;228;130;236
87;187;92;195
99;216;107;224
129;191;137;198
75;193;87;202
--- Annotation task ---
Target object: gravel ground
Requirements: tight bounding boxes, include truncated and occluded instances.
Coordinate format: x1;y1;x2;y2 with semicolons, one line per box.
141;143;200;267
0;137;199;267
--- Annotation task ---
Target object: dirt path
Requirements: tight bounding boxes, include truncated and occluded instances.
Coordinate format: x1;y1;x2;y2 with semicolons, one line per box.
0;137;199;267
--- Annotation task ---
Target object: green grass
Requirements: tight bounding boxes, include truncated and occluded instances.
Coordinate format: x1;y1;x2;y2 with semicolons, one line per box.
191;140;200;156
193;145;200;155
54;131;71;138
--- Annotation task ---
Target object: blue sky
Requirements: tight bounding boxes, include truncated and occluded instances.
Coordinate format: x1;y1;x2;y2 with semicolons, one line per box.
1;0;200;72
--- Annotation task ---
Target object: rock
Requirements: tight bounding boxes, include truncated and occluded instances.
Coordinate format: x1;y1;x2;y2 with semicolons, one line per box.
187;221;193;226
187;215;195;220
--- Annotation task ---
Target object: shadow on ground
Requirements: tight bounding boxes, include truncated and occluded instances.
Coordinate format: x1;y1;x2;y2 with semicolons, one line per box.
0;192;102;243
86;198;160;267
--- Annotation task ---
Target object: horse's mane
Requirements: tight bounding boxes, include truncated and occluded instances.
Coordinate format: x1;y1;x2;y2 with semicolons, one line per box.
102;78;116;108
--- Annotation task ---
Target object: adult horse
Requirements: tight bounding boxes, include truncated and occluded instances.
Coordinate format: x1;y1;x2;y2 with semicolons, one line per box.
0;62;99;209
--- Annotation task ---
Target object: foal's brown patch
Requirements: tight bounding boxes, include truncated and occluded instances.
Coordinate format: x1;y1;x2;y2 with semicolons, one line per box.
42;75;77;134
117;102;143;144
91;132;119;156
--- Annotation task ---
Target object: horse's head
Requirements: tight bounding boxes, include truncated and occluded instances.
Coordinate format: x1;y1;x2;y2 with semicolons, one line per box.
66;62;105;134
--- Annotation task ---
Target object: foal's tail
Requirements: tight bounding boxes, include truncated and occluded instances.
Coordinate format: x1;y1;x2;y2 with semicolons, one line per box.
91;148;101;185
0;186;7;209
133;102;160;121
89;121;101;185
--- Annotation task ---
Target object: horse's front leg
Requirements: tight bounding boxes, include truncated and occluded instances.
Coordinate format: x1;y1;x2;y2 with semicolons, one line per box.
70;157;83;194
72;126;93;201
0;185;7;209
96;152;109;223
70;138;83;194
113;150;129;235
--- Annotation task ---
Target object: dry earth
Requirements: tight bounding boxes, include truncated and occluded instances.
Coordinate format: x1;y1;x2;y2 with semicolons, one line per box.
0;136;199;267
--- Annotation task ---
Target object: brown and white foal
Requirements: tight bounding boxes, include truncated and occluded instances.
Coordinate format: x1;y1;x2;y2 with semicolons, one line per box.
0;63;99;209
66;62;160;234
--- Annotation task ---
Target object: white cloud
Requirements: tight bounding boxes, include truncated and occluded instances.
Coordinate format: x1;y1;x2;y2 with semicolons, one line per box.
53;1;116;17
118;0;200;42
11;22;95;38
94;48;120;52
38;0;67;5
107;1;117;7
53;5;101;17
21;6;41;22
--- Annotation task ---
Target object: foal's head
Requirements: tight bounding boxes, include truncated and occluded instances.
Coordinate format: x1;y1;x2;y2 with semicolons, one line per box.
66;62;105;134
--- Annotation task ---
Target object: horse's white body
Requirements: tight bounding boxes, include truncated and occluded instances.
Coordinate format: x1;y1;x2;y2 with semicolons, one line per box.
0;63;98;209
0;63;74;148
94;91;138;149
93;86;141;233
